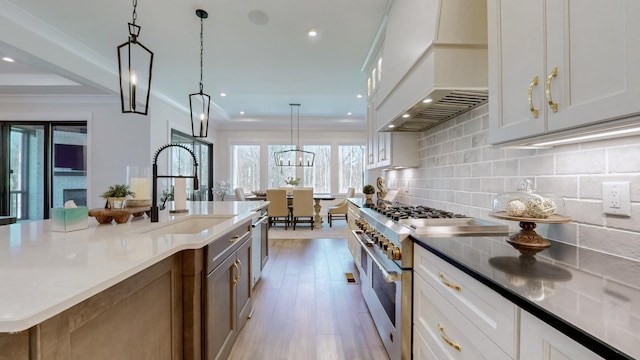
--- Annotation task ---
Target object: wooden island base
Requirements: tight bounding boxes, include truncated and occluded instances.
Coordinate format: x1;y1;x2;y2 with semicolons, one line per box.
0;249;204;360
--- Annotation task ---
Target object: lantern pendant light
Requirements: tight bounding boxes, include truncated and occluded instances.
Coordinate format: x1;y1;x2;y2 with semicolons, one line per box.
189;9;211;138
273;104;315;167
117;0;154;115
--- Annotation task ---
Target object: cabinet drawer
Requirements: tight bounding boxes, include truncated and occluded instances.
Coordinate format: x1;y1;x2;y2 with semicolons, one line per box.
205;220;251;274
414;273;512;360
414;246;517;356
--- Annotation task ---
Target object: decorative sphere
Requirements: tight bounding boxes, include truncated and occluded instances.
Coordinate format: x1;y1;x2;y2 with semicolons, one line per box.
506;199;527;217
525;198;556;218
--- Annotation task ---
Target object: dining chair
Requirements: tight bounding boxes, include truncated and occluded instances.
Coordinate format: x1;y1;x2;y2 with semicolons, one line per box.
291;189;314;230
327;187;355;227
234;187;246;201
278;186;294;196
266;189;289;229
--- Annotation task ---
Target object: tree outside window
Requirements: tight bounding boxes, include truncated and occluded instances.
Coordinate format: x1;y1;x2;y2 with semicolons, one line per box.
231;145;260;191
303;145;330;193
338;145;364;193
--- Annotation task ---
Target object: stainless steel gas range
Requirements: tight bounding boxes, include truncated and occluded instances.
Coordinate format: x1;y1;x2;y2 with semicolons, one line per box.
351;204;508;360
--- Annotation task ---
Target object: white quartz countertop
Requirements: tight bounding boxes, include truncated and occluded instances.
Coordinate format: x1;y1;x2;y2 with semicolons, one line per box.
0;201;268;332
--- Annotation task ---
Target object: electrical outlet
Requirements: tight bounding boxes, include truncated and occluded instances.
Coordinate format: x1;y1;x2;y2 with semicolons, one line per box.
602;182;631;216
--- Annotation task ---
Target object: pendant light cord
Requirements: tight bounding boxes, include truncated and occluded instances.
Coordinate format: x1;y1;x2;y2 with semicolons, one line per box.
132;0;137;25
199;15;204;93
290;104;294;148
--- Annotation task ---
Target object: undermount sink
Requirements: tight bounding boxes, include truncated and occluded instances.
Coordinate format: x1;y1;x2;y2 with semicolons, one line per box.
399;217;508;235
138;215;236;236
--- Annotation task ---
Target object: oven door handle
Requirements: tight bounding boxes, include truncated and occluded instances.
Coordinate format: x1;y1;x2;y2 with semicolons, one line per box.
252;215;269;227
352;230;402;283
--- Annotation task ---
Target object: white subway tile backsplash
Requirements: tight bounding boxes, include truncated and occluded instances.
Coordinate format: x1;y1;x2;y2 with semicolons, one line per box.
609;145;640;173
391;105;640;260
557;149;606;174
519;155;555;176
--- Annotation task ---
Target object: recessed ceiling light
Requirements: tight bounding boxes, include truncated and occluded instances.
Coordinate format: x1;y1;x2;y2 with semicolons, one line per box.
347;112;352;116
388;124;395;128
422;98;433;104
220;93;227;97
402;113;410;118
2;57;15;63
307;28;318;37
240;111;245;115
356;94;363;99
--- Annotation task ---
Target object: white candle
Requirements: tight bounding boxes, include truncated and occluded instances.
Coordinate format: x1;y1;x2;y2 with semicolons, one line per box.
174;178;187;211
129;178;150;200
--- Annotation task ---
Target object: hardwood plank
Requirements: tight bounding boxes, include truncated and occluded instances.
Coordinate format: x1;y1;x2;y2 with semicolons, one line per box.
228;238;389;360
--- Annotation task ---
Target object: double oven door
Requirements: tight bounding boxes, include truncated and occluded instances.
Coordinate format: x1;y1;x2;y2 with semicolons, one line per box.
356;235;403;360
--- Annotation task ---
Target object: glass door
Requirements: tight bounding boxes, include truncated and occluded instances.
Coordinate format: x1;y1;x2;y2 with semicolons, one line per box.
0;122;87;221
4;124;48;221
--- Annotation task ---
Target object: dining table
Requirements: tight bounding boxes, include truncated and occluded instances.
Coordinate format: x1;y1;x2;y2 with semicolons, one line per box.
246;193;336;229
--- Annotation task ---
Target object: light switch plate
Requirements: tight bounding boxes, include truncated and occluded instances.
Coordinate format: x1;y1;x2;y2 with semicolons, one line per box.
602;181;631;216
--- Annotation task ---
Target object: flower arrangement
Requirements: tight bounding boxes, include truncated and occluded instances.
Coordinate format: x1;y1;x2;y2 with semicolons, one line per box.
213;180;230;201
285;177;301;186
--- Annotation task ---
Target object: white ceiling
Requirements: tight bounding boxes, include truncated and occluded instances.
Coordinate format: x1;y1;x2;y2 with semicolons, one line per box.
0;0;390;131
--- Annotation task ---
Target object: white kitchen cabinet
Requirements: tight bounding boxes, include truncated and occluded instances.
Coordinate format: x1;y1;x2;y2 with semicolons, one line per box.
366;98;379;169
488;0;640;145
520;310;604;360
413;270;512;360
414;245;517;358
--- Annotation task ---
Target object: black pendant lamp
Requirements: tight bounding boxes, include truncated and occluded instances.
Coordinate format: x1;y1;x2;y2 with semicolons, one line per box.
274;104;315;167
117;0;154;115
189;9;211;138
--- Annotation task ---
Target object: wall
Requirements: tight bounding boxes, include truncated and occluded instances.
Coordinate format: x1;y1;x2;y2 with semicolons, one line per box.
386;104;640;260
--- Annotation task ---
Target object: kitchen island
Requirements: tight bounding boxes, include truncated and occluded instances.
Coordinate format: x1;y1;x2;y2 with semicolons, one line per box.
0;201;267;360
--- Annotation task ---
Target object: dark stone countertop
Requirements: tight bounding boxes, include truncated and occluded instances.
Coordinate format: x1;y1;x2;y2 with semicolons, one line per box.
412;234;639;360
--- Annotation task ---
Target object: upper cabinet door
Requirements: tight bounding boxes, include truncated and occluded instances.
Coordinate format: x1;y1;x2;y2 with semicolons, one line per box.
546;0;640;132
489;0;640;145
488;0;547;144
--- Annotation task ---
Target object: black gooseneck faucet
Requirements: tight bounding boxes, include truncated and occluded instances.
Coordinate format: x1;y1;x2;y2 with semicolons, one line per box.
151;143;199;222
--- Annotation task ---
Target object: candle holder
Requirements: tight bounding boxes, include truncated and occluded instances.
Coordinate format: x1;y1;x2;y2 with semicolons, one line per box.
126;166;152;207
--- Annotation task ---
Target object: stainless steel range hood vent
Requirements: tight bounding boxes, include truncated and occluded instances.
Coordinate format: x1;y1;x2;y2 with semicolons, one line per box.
386;90;488;132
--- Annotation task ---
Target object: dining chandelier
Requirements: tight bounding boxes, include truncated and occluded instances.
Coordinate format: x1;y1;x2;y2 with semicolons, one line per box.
189;9;211;138
117;0;154;115
274;104;315;167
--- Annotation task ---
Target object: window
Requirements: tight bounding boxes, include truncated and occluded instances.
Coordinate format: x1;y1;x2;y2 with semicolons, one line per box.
171;130;213;201
303;145;330;193
268;145;295;189
338;145;364;193
231;145;260;191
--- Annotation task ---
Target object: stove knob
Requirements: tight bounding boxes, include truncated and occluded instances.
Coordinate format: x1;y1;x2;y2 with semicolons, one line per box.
386;246;394;259
392;247;402;260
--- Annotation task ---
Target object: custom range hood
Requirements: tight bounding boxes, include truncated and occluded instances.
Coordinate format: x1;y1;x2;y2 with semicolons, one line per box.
374;0;489;133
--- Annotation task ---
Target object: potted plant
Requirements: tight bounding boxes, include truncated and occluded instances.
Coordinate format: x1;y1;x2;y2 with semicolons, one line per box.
363;184;375;200
284;177;301;187
101;184;135;209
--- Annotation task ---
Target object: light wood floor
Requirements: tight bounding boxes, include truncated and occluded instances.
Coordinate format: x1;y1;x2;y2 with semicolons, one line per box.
228;238;390;360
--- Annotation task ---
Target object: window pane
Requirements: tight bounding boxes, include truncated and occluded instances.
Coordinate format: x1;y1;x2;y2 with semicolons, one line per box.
303;145;330;193
268;145;295;189
338;145;365;193
231;145;260;191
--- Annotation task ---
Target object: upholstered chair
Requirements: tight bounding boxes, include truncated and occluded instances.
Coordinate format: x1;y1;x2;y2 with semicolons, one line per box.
234;187;246;201
266;189;289;229
327;187;355;227
291;189;314;230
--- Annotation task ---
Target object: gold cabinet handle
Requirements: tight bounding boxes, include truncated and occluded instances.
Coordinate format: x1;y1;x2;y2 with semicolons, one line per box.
438;273;461;292
438;324;461;352
236;259;242;284
546;67;558;112
232;260;240;285
229;235;240;243
379;148;386;161
528;76;539;118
